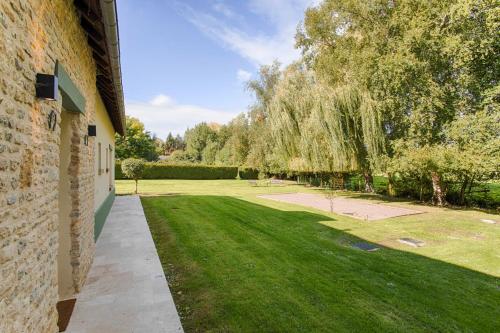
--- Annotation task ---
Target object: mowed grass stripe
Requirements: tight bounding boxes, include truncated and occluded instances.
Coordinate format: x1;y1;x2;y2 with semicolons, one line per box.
142;195;500;333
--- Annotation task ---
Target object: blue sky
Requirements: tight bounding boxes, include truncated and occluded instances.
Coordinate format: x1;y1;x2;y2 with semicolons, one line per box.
118;0;317;138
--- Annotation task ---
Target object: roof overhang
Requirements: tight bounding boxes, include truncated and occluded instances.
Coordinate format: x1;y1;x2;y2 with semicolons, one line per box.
74;0;126;135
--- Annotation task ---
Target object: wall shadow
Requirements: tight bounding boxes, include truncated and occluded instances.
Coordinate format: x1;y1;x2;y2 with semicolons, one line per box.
142;194;499;332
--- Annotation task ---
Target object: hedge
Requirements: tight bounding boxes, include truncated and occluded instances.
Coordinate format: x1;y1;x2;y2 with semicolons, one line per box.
238;167;259;180
116;162;238;180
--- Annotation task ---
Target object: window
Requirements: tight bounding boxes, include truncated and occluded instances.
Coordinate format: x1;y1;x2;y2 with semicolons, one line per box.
105;147;109;173
109;145;113;191
98;142;102;175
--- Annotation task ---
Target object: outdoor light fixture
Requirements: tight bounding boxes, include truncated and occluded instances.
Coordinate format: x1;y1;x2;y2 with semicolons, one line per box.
88;125;97;137
35;74;58;100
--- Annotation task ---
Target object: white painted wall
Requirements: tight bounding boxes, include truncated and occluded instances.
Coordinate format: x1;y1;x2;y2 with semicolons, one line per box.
94;93;116;211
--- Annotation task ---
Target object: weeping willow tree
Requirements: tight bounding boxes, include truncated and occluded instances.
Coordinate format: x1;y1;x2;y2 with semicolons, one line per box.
267;64;384;191
267;64;316;173
314;84;385;191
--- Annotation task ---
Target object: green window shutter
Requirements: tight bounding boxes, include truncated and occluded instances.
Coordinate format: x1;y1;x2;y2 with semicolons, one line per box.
55;61;86;114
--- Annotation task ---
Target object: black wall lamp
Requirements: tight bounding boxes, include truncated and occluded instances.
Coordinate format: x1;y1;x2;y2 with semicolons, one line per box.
88;125;97;137
35;74;58;100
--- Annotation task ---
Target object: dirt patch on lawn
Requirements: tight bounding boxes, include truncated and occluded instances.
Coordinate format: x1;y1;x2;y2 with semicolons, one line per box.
258;193;423;221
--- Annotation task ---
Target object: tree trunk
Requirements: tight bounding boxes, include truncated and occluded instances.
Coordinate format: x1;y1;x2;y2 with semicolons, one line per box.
431;171;446;206
459;176;469;206
467;174;475;194
363;170;374;193
419;181;423;202
387;172;396;197
135;179;138;194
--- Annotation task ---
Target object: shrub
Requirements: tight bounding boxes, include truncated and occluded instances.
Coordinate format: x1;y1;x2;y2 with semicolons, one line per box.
116;162;238;180
121;158;145;194
238;167;259;180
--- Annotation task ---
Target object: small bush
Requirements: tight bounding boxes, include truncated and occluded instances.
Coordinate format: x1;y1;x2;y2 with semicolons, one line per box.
116;162;238;180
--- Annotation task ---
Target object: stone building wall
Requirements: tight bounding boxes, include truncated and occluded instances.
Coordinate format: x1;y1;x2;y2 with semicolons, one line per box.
0;0;99;332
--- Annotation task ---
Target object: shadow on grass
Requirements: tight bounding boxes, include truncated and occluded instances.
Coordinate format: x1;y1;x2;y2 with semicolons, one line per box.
142;195;499;333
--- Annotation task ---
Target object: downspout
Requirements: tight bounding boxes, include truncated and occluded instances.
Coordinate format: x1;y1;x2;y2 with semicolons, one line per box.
99;0;126;135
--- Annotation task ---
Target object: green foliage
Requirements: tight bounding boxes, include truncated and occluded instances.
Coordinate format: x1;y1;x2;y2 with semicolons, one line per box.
387;109;500;205
202;140;218;165
120;158;145;180
246;62;282;172
238;167;259;180
293;0;500;204
115;117;159;161
163;132;185;155
216;114;250;166
185;123;218;161
116;162;238;180
120;0;499;207
344;175;388;193
165;150;196;164
121;158;145;193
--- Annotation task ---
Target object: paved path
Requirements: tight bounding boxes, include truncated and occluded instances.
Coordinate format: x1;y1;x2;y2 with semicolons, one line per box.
258;193;422;221
67;196;183;333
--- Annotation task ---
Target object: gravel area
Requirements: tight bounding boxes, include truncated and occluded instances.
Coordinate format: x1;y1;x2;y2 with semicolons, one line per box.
258;193;422;221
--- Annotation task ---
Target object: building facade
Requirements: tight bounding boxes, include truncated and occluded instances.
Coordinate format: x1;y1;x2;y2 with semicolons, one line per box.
0;0;125;332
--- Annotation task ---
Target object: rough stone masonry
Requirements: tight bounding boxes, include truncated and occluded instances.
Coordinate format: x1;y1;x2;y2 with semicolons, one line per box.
0;1;100;332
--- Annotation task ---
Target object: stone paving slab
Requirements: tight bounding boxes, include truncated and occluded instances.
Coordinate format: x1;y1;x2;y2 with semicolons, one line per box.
258;193;422;221
67;196;183;333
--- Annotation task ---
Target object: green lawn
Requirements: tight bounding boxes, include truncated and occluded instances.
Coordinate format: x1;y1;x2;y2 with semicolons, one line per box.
117;180;500;332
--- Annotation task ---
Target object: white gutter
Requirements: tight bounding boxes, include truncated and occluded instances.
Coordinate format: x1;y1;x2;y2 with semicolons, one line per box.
99;0;126;134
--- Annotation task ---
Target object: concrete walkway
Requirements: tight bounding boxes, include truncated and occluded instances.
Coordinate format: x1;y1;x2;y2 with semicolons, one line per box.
67;196;183;333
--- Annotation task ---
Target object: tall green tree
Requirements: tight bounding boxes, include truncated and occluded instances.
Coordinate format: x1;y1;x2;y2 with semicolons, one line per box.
297;0;499;202
184;123;218;162
115;116;158;161
215;114;250;166
246;62;282;172
163;132;186;155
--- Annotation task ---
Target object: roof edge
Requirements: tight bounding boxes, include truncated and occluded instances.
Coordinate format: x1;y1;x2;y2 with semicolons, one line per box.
99;0;126;135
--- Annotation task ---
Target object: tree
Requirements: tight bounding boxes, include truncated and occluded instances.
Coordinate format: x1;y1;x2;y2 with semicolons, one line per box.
121;158;145;194
215;114;250;166
162;133;186;156
246;62;282;172
296;0;499;202
443;109;500;205
184;123;218;161
202;140;218;165
263;63;380;191
115;117;158;161
163;132;176;155
152;134;164;158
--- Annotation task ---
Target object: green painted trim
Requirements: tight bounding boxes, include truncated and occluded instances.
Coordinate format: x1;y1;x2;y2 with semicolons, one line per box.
55;61;86;114
94;189;115;241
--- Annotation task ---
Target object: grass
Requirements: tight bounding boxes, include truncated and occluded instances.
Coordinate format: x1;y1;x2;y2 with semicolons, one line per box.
116;180;500;332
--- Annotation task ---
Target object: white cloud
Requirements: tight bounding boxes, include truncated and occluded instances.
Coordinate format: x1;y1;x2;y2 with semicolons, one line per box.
175;0;319;67
237;69;252;83
149;94;173;106
125;94;241;138
212;1;236;19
